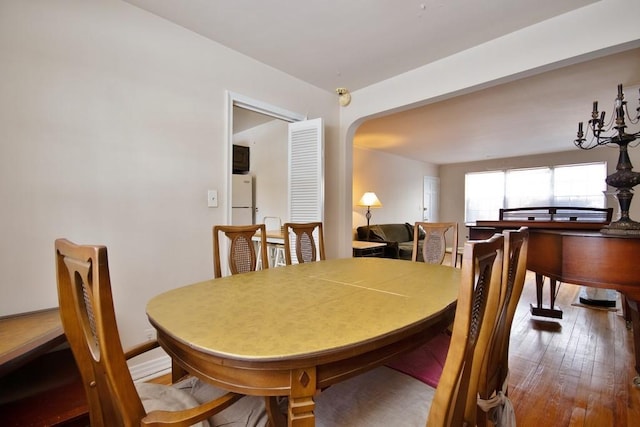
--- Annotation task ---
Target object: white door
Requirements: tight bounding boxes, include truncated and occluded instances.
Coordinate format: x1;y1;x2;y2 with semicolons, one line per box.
287;118;324;263
288;118;324;223
423;176;440;222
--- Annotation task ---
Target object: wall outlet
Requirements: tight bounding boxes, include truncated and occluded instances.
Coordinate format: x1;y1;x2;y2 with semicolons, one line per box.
144;328;156;341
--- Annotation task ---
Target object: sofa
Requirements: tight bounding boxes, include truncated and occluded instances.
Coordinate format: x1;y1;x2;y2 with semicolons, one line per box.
356;223;424;260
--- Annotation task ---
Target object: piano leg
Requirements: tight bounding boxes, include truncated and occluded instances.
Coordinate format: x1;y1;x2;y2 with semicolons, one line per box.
530;273;564;319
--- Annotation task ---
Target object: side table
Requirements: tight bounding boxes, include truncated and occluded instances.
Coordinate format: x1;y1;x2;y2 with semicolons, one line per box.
352;241;387;258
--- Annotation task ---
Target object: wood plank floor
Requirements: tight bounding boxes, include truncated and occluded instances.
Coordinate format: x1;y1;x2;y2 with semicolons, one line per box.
509;272;640;427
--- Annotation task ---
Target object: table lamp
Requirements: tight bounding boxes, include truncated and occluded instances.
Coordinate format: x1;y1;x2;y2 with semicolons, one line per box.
358;192;382;240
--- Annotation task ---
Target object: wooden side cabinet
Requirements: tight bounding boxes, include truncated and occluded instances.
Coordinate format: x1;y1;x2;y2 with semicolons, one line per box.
0;308;88;426
352;241;386;258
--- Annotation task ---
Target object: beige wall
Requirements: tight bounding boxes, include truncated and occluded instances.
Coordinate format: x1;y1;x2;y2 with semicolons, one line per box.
352;146;438;230
440;148;625;241
353;144;628;243
0;0;337;349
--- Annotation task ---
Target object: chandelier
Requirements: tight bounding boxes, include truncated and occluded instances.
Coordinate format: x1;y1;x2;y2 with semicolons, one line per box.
574;84;640;235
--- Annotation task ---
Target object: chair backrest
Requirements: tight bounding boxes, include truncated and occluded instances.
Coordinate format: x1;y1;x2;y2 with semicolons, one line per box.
427;234;504;427
213;224;268;278
262;216;282;231
55;239;145;426
283;222;325;265
412;222;459;268
477;227;529;426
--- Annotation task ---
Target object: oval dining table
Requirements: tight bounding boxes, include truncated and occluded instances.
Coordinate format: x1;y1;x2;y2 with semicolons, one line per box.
146;257;460;427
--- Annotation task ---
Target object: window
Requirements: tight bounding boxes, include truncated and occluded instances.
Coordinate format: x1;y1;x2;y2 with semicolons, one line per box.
465;171;504;223
465;162;607;222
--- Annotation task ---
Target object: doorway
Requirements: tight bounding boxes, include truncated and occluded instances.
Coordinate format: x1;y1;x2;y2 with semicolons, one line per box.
226;92;305;226
232;107;289;224
423;176;440;222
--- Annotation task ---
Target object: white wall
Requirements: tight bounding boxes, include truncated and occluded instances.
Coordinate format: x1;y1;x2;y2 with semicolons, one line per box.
233;120;289;223
0;0;337;351
352;146;437;230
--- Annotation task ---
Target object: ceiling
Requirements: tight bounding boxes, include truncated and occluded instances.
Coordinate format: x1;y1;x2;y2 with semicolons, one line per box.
355;49;640;164
123;0;640;164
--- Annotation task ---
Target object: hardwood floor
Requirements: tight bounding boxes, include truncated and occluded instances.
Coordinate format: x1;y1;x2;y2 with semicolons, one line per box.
509;272;640;427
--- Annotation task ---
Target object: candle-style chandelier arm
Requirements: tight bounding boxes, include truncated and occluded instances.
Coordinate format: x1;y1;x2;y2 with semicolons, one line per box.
572;83;640;235
575;84;640;149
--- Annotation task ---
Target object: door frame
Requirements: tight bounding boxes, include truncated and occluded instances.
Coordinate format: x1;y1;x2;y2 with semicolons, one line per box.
225;91;306;224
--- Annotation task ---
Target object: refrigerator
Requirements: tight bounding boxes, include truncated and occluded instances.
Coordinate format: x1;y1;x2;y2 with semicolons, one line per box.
232;174;254;225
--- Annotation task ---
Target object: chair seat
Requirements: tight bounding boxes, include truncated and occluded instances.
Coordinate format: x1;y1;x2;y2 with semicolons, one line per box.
143;368;433;427
179;377;270;427
136;381;209;427
137;377;269;427
314;366;435;427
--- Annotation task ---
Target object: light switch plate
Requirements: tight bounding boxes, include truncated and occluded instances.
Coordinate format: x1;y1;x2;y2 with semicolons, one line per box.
207;190;218;207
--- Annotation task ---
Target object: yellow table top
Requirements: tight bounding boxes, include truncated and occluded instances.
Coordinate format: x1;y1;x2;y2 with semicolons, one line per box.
147;257;459;362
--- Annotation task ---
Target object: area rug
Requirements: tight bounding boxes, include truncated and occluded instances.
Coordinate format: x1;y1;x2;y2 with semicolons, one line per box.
385;331;451;388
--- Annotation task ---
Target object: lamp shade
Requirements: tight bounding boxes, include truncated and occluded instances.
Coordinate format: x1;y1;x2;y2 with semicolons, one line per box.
358;192;382;208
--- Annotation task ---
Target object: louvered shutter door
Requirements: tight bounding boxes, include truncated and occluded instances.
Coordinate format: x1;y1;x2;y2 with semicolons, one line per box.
288;118;324;262
288;118;324;222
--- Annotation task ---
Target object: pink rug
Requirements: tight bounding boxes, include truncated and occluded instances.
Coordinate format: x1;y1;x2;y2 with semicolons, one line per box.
386;331;451;388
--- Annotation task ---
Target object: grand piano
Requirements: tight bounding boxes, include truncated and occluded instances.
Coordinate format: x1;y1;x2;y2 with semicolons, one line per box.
468;206;640;377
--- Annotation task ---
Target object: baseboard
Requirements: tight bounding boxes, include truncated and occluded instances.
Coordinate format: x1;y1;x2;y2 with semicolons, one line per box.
130;354;171;382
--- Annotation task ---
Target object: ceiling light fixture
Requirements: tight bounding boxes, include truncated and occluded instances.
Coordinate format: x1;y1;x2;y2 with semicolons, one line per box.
336;87;351;107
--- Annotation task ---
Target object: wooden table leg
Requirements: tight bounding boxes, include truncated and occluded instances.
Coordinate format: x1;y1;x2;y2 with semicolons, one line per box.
171;359;188;383
288;368;316;427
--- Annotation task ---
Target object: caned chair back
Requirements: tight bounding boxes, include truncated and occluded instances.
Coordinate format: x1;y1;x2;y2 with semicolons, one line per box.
213;224;268;278
427;234;504;427
56;239;242;427
412;222;459;268
477;227;529;426
262;216;282;231
56;239;139;426
283;222;325;265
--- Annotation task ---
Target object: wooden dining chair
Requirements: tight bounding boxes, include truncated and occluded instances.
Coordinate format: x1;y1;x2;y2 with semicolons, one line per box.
54;239;244;427
314;234;505;427
412;221;459;268
283;222;325;265
213;224;269;278
477;227;529;427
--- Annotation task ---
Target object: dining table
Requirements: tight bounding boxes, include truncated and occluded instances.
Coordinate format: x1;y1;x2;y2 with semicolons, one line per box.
146;257;460;427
